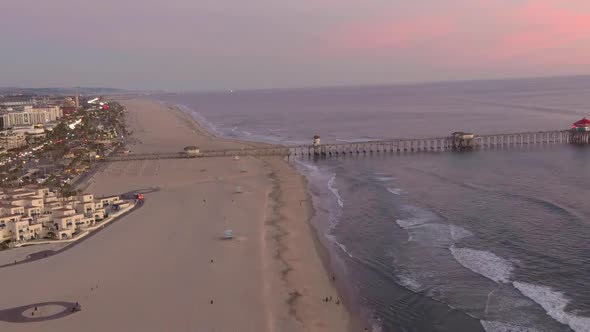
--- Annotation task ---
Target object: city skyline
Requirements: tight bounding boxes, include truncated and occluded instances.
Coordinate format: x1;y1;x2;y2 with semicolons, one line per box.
1;0;589;90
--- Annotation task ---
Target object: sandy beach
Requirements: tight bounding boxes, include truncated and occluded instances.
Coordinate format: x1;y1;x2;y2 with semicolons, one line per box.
0;99;352;331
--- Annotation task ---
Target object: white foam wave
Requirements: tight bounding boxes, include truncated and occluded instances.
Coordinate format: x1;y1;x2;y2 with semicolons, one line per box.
513;282;590;332
396;219;420;229
333;241;353;258
397;273;423;292
450;224;473;241
328;174;344;208
386;187;403;195
367;314;384;332
294;159;320;173
480;320;540;332
395;210;436;229
374;176;395;182
176;104;224;137
450;246;513;283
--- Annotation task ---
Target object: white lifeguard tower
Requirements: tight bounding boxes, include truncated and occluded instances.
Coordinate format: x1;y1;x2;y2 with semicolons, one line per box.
223;229;233;239
313;135;321;147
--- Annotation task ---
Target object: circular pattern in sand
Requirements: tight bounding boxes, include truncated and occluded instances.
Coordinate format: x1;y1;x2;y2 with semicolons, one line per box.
0;302;77;323
22;304;67;318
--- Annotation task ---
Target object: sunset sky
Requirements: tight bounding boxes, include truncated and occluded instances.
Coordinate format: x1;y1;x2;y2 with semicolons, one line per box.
1;0;589;90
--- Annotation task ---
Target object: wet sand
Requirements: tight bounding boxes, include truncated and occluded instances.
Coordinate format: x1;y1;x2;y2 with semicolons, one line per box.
0;99;352;331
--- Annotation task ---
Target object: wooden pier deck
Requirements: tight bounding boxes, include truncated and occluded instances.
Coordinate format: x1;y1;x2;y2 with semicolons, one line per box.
100;129;579;162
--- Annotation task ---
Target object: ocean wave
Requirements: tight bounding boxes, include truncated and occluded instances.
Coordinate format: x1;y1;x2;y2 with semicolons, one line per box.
450;224;473;241
450;246;514;283
294;159;320;173
366;312;384;332
513;282;590;332
374;176;395;182
396;218;424;229
480;320;540;332
328;174;344;208
328;235;353;258
395;208;439;229
176;104;224;137
397;272;423;292
386;187;403;195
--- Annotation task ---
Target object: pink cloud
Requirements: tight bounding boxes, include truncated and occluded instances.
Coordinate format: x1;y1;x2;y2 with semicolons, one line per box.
491;0;590;59
319;0;590;74
325;15;455;54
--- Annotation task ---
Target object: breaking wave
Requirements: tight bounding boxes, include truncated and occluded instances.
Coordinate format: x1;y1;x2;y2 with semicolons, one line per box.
450;224;474;241
386;187;404;195
328;174;344;208
450;246;514;283
374;176;395;182
514;282;590;332
480;320;540;332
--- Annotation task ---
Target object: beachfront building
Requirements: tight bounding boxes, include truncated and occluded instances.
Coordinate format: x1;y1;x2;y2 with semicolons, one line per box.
98;195;120;206
0;131;26;150
0;105;62;129
0;186;128;244
571;117;590;144
10;125;46;140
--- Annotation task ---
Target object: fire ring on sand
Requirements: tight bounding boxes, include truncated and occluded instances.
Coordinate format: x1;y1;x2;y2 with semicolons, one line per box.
0;302;79;323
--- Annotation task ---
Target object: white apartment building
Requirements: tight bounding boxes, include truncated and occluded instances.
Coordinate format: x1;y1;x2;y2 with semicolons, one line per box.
0;131;26;150
0;187;122;243
0;105;62;129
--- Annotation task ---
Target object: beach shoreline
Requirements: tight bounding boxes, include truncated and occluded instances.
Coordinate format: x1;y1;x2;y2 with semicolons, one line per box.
0;98;356;332
165;101;360;331
0;97;356;332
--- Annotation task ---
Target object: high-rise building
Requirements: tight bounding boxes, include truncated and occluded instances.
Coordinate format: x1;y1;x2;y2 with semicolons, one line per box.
0;106;62;129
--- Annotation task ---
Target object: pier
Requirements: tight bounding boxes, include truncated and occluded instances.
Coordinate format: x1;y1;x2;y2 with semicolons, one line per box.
101;118;590;162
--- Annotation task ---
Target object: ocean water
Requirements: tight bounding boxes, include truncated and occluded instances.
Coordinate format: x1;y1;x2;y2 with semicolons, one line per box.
155;76;590;332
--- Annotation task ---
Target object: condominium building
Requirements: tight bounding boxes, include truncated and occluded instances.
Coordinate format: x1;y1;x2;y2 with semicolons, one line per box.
0;131;26;150
23;106;63;123
0;187;126;243
0;106;62;129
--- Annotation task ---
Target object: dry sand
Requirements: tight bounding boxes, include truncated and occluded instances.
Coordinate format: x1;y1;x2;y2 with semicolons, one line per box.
0;99;352;331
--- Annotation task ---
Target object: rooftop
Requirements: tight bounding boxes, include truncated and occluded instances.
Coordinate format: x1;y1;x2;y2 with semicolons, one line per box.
573;117;590;127
52;207;75;212
0;203;23;209
0;214;25;219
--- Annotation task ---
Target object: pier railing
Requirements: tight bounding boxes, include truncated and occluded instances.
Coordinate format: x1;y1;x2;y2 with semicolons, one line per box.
100;129;578;162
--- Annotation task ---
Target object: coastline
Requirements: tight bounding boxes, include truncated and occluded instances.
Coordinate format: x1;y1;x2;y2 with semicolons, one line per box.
166;101;359;331
0;98;353;332
0;99;358;332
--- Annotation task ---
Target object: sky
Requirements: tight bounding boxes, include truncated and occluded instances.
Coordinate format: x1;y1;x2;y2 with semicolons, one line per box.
1;0;589;91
